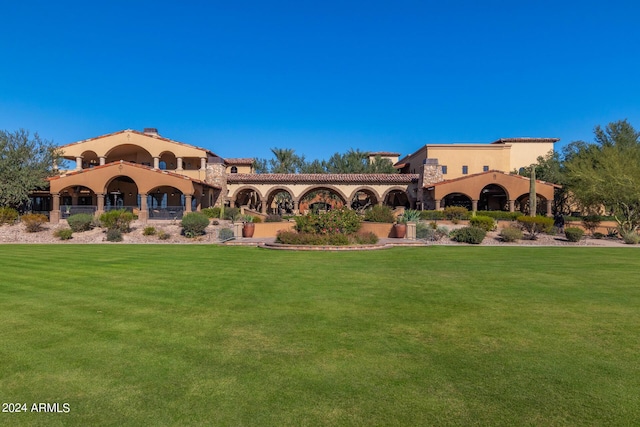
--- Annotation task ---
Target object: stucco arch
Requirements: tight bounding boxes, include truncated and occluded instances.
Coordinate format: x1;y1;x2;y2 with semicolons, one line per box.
442;192;473;210
299;186;348;205
229;185;265;201
478;183;509;211
158;151;177;169
347;186;382;204
80;150;99;168
105;144;153;165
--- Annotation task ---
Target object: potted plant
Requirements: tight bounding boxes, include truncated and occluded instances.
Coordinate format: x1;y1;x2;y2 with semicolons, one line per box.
242;215;255;238
394;210;421;238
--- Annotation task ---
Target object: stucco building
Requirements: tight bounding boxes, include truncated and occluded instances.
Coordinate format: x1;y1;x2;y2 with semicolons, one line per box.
38;129;559;223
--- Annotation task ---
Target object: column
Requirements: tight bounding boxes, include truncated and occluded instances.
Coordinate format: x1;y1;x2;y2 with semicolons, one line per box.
546;200;553;217
75;157;83;170
50;193;60;224
176;157;183;171
435;199;443;211
471;200;478;214
138;194;149;223
200;158;206;170
99;156;106;166
96;193;105;216
261;203;267;214
185;194;193;212
293;200;299;214
153;157;160;169
508;200;515;212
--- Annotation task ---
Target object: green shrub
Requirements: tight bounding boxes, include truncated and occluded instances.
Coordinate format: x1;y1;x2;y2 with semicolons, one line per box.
475;211;523;221
218;228;234;241
593;232;605;239
517;215;554;239
470;215;496;231
353;232;379;245
450;226;486;244
444;206;469;222
252;216;263;223
106;228;123;242
417;223;449;241
181;212;210;238
499;226;523;242
565;227;585;242
364;205;395;223
0;207;19;225
276;230;354;246
21;213;48;232
53;228;73;240
223;207;241;221
420;210;445;220
621;231;640;244
157;230;170;240
265;214;282;222
99;209;134;232
295;208;361;235
143;226;157;236
67;213;94;232
582;215;602;235
201;207;221;218
399;209;421;223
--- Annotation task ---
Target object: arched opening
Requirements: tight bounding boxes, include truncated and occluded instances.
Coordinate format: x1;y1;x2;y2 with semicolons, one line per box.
159;152;177;170
234;188;262;212
515;193;548;216
351;190;378;212
479;184;508;211
266;189;294;215
148;186;184;219
442;193;472;210
299;188;346;213
59;185;97;218
105;176;139;213
105;144;153;166
384;190;410;208
230;166;238;174
81;150;99;169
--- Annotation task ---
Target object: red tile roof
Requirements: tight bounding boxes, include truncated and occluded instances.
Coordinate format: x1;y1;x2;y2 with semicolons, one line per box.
224;158;255;165
491;138;560;144
226;173;419;184
425;170;561;188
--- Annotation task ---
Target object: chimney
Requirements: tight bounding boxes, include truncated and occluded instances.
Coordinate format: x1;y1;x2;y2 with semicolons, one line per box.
143;128;159;136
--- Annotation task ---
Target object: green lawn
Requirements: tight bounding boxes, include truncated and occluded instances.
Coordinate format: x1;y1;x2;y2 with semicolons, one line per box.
1;245;639;426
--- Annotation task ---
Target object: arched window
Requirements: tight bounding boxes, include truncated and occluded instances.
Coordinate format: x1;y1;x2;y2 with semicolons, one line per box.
159;161;167;170
230;166;238;174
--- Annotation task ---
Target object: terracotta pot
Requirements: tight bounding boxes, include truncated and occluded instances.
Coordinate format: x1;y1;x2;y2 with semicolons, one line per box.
394;223;406;238
242;223;255;238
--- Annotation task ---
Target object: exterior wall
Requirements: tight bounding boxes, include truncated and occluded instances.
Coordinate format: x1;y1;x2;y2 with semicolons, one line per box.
427;145;511;179
226;165;253;174
508;142;554;171
252;221;295;237
360;222;394;238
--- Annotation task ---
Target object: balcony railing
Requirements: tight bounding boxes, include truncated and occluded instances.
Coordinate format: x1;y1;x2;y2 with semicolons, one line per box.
61;206;97;218
148;206;184;219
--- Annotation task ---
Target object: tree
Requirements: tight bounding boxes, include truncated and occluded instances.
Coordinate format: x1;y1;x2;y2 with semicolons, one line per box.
564;119;640;234
0;129;61;211
269;148;304;173
520;151;570;214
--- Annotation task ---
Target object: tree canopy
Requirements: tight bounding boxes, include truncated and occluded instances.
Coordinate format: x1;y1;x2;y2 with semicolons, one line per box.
0;129;61;211
563;119;640;233
253;148;397;174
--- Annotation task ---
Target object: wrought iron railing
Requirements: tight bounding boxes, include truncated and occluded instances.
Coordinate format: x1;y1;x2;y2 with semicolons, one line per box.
148;206;184;219
61;206;97;218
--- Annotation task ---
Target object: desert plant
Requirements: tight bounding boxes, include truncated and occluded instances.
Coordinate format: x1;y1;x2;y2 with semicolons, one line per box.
470;215;496;232
417;223;449;241
201;207;221;218
443;206;469;222
499;226;523;242
143;226;157;236
582;215;602;235
621;231;640;244
265;214;283;222
157;230;170;240
364;205;395;223
252;216;262;223
475;210;523;221
399;209;421;223
181;212;210;238
53;228;73;240
218;228;234;241
420;210;446;220
0;206;19;225
67;213;94;232
20;213;48;232
517;215;554;239
241;214;254;223
450;226;486;244
593;232;605;239
223;207;241;221
353;232;379;245
99;209;134;232
565;227;585;242
106;228;123;242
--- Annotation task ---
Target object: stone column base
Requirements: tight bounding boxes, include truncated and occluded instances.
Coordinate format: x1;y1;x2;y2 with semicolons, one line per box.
50;210;60;224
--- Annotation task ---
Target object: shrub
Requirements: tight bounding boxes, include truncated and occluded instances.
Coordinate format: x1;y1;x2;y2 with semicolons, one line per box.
399;209;421;223
265;214;282;222
252;216;262;223
582;215;602;235
218;228;234;241
475;210;523;221
0;207;19;225
444;206;469;222
21;213;48;232
223;207;241;221
470;215;496;231
181;212;210;238
420;210;445;220
593;232;605;239
201;207;221;218
417;223;449;241
621;231;640;244
565;227;585;242
67;213;94;232
53;228;73;240
517;215;554;239
106;228;123;242
211;220;219;225
99;209;134;232
157;230;170;240
364;205;395;223
143;226;157;236
450;226;486;244
499;226;523;242
295;208;361;235
353;232;379;245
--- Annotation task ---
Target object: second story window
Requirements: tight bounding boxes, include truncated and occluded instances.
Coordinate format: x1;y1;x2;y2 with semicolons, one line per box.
441;165;448;174
483;165;489;172
230;166;238;174
462;165;468;175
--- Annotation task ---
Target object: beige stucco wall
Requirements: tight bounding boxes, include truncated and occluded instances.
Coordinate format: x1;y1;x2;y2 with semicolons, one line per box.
427;145;511;179
226;165;253;174
508;142;554;171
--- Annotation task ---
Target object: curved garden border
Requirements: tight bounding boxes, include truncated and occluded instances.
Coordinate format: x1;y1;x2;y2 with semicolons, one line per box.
260;242;395;251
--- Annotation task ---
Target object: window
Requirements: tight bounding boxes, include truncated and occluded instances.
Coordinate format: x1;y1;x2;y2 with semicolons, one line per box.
483;165;489;172
462;165;468;175
230;166;238;174
441;165;448;174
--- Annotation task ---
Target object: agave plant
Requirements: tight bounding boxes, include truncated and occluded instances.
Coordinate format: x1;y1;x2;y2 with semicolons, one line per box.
398;209;421;223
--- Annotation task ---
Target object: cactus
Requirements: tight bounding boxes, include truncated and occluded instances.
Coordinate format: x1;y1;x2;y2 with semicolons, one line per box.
529;166;536;216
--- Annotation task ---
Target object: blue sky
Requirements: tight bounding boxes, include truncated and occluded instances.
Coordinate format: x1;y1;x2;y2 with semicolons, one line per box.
1;0;639;161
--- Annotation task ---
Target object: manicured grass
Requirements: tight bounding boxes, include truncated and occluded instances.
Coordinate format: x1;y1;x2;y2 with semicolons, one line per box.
1;245;639;426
